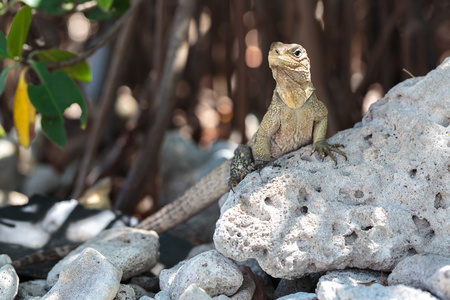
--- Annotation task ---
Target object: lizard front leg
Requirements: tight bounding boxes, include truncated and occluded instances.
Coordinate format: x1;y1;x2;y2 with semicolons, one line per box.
312;116;347;164
228;145;256;190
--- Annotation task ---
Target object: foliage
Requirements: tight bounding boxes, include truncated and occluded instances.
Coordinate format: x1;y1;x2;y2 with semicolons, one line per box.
0;0;130;147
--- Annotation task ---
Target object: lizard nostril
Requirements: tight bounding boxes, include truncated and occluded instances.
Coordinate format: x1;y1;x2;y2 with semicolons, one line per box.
275;50;279;54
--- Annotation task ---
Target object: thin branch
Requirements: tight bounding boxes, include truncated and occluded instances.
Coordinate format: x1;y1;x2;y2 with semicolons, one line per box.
48;0;142;70
114;0;198;212
71;0;142;199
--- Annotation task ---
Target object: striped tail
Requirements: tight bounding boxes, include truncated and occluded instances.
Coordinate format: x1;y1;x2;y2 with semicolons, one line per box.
136;159;231;233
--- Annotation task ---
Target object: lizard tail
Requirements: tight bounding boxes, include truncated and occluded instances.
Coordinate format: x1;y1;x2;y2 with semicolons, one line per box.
136;159;231;234
11;244;79;269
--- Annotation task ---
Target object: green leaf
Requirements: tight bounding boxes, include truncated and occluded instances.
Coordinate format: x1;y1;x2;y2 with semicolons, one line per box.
0;31;9;59
7;5;32;60
28;61;88;147
0;64;20;96
0;125;5;138
97;0;113;11
35;49;91;82
85;0;130;20
20;0;72;15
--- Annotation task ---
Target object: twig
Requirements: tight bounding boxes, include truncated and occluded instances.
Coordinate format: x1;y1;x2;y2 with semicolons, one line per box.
48;0;142;70
71;0;142;199
75;1;98;13
114;0;198;212
402;68;415;78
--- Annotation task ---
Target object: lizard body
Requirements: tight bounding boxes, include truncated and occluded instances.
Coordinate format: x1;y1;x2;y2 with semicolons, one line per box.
12;42;346;268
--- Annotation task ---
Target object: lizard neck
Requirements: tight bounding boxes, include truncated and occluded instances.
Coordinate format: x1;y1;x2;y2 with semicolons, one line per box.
274;74;315;109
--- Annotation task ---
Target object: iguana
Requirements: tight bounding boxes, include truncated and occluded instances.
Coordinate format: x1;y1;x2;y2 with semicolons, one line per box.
136;41;346;232
12;42;346;269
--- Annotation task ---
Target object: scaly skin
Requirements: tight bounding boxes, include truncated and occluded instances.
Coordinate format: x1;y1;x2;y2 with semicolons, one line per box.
12;42;346;268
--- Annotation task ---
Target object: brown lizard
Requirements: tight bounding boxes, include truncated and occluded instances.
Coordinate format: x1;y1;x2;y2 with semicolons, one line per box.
136;41;346;232
12;42;346;268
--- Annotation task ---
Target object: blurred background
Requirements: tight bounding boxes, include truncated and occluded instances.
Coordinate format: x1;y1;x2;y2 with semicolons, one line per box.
0;0;449;219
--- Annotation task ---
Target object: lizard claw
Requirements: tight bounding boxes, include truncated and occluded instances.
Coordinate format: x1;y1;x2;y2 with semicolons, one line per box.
254;160;270;173
312;141;347;165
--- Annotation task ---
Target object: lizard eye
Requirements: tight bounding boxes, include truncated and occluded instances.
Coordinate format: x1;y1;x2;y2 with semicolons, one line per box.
293;49;302;58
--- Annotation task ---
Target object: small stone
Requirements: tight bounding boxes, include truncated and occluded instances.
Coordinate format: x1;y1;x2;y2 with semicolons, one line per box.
0;264;19;300
17;279;48;299
316;269;438;300
114;284;135;300
130;276;160;293
388;254;450;300
42;248;122;300
47;227;159;287
0;254;12;267
159;250;243;299
277;292;318;300
179;284;212;300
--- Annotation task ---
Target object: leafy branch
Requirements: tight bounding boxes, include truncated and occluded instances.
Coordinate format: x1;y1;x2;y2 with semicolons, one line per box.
0;0;132;147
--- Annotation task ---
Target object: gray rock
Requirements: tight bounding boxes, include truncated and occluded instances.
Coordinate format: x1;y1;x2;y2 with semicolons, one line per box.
0;254;12;267
227;273;255;300
316;270;437;300
129;276;160;293
128;284;154;299
22;164;60;196
179;284;212;299
0;264;19;300
0;139;21;192
388;254;450;300
274;276;318;299
186;243;216;259
17;279;48;299
47;227;159;287
114;284;136;300
159;250;243;299
316;269;382;298
277;292;317;300
154;290;170;300
42;248;122;300
214;58;450;278
139;297;155;300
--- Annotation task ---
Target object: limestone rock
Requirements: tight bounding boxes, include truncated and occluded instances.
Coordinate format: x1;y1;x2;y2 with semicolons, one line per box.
114;284;136;300
316;270;437;300
388;254;450;300
17;279;48;299
42;248;122;300
277;292;317;300
179;284;212;300
47;227;159;287
129;276;160;294
158;250;243;299
214;58;450;278
0;254;12;267
274;275;319;299
0;264;19;300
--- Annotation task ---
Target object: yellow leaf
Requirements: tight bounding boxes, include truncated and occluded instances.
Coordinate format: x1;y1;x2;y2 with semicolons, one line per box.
13;68;35;147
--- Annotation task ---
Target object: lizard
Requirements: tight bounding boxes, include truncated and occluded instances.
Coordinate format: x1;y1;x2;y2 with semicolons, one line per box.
135;41;346;232
11;42;346;269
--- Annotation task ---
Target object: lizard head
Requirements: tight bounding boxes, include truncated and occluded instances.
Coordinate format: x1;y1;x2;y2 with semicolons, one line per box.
268;42;313;109
268;42;311;83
